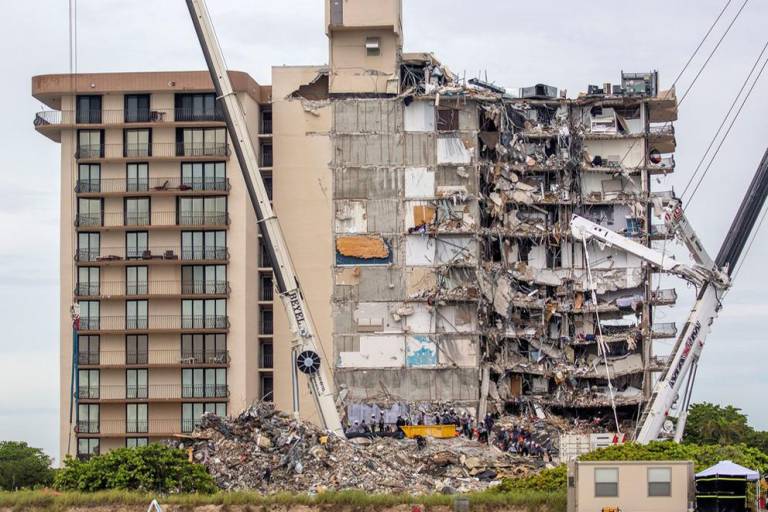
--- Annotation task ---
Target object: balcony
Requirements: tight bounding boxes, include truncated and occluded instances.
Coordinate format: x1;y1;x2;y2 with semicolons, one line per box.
260;344;273;369
74;280;230;298
74;211;230;230
260;278;273;301
75;177;230;196
650;288;678;306
260;145;273;167
77;383;230;401
79;349;228;367
651;322;678;339
34;108;225;127
75;246;229;265
259;311;273;335
83;419;182;437
74;142;229;161
78;315;229;333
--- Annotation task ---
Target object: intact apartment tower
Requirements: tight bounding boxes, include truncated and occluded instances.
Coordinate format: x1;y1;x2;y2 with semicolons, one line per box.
32;72;275;460
35;0;679;461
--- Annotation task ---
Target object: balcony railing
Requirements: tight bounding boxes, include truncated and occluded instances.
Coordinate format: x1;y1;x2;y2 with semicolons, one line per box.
34;108;226;126
75;280;229;297
651;322;678;338
260;348;273;369
78;352;100;365
75;246;229;263
75;211;229;228
97;419;181;435
650;288;678;305
75;420;100;434
83;349;229;366
77;383;230;401
77;315;230;332
76;177;230;194
260;281;274;301
182;384;230;399
74;143;229;160
260;314;273;335
261;117;272;134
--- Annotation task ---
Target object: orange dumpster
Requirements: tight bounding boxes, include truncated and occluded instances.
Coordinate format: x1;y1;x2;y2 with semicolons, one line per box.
401;425;458;439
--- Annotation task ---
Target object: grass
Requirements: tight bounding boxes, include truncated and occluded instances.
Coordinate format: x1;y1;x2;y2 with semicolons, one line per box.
0;488;566;511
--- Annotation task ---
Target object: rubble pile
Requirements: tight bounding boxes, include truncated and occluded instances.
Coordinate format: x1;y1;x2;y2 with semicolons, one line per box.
173;404;548;493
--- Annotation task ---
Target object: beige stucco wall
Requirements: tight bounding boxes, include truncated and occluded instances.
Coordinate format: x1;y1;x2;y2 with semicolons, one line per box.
328;28;399;94
52;81;265;461
271;66;334;422
570;461;694;512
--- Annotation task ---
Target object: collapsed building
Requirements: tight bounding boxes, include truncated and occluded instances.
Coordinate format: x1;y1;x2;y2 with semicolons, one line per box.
270;0;681;431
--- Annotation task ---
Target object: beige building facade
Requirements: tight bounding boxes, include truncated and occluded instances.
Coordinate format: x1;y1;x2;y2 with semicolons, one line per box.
568;460;695;512
33;71;276;460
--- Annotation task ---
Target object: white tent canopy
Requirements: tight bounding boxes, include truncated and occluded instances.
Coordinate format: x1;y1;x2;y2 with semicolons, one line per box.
696;460;760;481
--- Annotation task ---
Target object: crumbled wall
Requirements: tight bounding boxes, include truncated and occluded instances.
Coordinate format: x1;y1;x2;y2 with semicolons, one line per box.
325;77;677;422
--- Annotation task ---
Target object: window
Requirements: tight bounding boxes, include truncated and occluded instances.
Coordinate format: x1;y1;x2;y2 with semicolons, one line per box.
261;110;272;134
124;129;151;157
77;129;103;158
126;369;148;399
177;128;226;156
77;164;100;193
79;300;100;330
77;198;102;227
182;299;226;329
126;403;148;433
175;93;221;122
260;374;273;402
365;37;381;57
78;335;100;365
126;266;148;295
260;274;273;301
260;309;273;335
77;404;99;433
648;468;672;497
181;333;226;363
182;402;226;432
260;342;273;369
77;232;100;261
126;437;148;448
78;369;99;399
595;468;619;497
181;162;226;191
125;94;150;123
182;265;226;294
76;95;102;124
126;300;148;329
260;143;273;167
76;267;99;297
126;231;148;259
127;163;149;192
126;335;148;365
182;368;227;398
77;438;99;458
437;108;459;131
125;198;150;226
178;197;227;225
259;241;272;267
181;231;226;260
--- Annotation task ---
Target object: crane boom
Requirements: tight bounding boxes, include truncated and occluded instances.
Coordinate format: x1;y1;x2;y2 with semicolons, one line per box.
572;146;768;444
185;0;344;436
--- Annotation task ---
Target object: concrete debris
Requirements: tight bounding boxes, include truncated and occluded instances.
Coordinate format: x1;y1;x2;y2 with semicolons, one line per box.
173;404;549;493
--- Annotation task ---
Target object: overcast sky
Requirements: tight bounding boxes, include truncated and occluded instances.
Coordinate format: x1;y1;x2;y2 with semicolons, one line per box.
2;0;767;462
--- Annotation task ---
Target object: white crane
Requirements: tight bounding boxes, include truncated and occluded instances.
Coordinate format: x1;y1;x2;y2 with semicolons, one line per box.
571;148;768;443
185;0;345;436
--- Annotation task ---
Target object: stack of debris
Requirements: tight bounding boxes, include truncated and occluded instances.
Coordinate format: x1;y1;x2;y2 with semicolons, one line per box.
172;404;549;493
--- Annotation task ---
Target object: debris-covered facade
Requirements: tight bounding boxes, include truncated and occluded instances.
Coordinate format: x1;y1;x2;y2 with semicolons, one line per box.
273;0;680;428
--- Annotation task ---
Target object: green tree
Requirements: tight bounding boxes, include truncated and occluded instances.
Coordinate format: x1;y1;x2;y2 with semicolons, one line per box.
0;441;54;490
54;443;216;494
684;403;753;445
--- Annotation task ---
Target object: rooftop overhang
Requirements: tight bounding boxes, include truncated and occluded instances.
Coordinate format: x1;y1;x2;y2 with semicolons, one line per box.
31;70;271;109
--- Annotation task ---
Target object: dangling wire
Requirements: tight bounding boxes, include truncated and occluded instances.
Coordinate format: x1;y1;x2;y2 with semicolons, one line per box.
581;237;621;434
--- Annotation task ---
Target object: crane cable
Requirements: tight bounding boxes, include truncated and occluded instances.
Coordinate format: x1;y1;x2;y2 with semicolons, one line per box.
681;38;768;200
686;53;768;205
581;237;622;434
614;0;749;170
